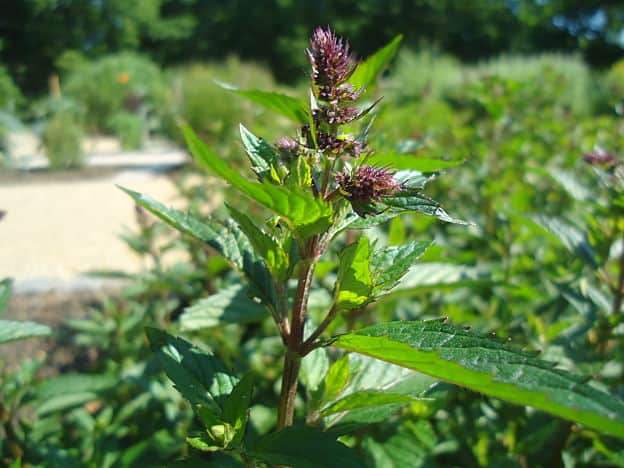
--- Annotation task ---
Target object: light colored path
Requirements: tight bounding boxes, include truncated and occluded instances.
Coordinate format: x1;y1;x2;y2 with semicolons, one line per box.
0;169;182;292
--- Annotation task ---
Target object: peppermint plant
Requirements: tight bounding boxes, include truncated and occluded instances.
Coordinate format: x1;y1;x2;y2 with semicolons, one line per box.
122;28;624;466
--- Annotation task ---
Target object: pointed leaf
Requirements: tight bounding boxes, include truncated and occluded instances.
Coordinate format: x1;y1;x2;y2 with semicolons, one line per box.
218;84;308;124
320;390;416;418
146;328;237;413
335;237;372;311
228;205;289;280
222;374;254;446
248;426;361;468
530;215;597;268
387;263;495;297
120;187;276;306
0;320;52;344
382;193;469;225
332;320;624;439
183;126;331;234
367;154;463;172
349;35;403;91
371;241;431;293
239;124;278;179
180;284;269;331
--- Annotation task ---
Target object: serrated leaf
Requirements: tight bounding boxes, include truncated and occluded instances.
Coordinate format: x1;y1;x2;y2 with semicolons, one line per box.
146;328;237;413
286;155;312;190
228;205;289;280
382;193;469;225
367;154;463;172
222;374;254;446
218;83;308;124
180;284;269;331
248;426;361;468
371;241;431;294
183;126;331;235
349;35;403;92
239;124;278;179
120;187;276;306
332;320;624;439
0;278;12;317
0;320;52;344
335;237;372;311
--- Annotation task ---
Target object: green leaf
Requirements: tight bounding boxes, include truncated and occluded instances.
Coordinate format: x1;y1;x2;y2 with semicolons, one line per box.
286;155;312;190
300;345;330;393
0;320;52;344
321;391;416;418
183;126;332;235
248;426;361;468
335;237;372;311
227;205;289;280
387;263;494;297
363;420;436;468
146;328;237;413
120;187;276;306
321;355;351;405
332;320;624;439
218;83;308;124
180;285;268;331
349;35;403;91
529;215;597;268
367;154;463;172
221;374;254;447
382;193;469;225
370;241;432;294
319;354;438;429
239;124;278;179
0;278;12;317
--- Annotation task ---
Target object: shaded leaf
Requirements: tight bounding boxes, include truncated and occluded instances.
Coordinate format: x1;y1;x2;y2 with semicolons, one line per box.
248;426;361;468
180;284;269;331
222;374;254;446
146;328;237;413
120;187;276;306
239;124;278;179
332;320;624;439
530;215;597;268
228;205;288;280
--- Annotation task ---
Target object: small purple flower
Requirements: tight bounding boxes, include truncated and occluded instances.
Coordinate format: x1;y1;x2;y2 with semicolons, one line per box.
583;149;619;168
336;165;400;201
307;27;356;101
276;136;299;159
314;105;360;125
317;132;363;158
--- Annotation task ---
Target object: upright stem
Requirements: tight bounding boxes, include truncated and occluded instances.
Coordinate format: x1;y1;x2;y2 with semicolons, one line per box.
613;237;624;317
276;236;319;430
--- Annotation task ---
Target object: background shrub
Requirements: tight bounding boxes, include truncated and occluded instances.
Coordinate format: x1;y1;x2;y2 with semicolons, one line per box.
63;53;172;135
108;112;144;150
43;110;84;169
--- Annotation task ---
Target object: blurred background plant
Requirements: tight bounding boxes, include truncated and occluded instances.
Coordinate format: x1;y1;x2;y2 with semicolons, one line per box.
1;1;624;466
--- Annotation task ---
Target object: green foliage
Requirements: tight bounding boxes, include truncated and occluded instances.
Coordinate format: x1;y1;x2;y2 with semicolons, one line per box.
64;52;171;134
0;65;21;110
332;320;624;439
107;111;143;150
43;110;84;169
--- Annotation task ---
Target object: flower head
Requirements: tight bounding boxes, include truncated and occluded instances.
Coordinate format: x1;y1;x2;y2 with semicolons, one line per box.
276;136;299;160
583;149;619;168
336;165;400;201
307;27;356;101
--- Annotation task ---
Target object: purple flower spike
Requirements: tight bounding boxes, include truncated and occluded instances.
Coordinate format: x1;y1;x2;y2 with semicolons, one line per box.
307;27;356;101
336;165;400;201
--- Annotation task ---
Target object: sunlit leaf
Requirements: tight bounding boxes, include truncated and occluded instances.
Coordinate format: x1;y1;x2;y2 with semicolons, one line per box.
0;320;51;344
349;35;403;92
332;320;624;439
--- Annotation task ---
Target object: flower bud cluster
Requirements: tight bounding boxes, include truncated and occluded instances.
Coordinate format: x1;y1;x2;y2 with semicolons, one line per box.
336;165;400;201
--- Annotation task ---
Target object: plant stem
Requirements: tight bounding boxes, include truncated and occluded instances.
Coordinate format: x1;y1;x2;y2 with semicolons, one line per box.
613;237;624;317
276;236;319;429
276;350;302;430
301;304;337;355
